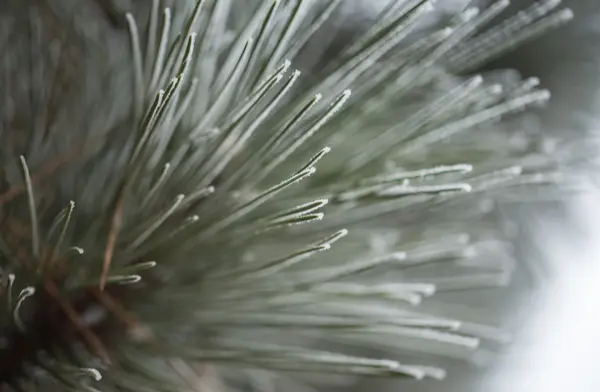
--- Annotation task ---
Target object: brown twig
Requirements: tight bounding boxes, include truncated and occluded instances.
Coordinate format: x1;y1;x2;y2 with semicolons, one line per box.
1;218;111;365
91;286;153;342
100;194;125;290
43;280;112;364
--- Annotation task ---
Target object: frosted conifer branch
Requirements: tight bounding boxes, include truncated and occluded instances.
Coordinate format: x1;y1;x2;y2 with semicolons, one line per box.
0;0;573;390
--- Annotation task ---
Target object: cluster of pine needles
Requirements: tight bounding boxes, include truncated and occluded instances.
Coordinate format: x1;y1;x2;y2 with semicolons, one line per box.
0;0;573;391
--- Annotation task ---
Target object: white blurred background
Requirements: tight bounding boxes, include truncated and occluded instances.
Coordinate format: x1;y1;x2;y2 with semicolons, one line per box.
481;2;600;390
344;0;600;391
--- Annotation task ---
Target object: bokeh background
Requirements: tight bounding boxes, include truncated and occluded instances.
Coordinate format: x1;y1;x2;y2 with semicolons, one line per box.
342;0;600;391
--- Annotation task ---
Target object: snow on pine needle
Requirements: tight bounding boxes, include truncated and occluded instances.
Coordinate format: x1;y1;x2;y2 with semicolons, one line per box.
0;0;572;391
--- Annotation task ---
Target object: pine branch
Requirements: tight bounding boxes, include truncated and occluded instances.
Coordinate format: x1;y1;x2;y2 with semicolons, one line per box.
0;0;573;391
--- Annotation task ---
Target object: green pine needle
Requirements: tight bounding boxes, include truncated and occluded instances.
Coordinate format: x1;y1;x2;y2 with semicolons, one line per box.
0;0;572;391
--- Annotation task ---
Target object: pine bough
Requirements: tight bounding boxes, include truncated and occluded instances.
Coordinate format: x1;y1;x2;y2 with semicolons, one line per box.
0;0;572;391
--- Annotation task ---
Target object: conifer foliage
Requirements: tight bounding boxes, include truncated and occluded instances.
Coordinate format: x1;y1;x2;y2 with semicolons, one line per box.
0;0;571;391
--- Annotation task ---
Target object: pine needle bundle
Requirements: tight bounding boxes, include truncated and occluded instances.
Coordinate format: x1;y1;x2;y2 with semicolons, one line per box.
0;0;572;391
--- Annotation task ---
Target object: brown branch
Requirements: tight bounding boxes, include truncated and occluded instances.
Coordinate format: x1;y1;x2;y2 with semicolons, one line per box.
100;194;125;290
91;287;153;343
1;219;111;365
43;280;112;364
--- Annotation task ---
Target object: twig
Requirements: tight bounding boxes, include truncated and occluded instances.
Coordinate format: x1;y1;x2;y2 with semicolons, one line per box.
100;194;125;290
